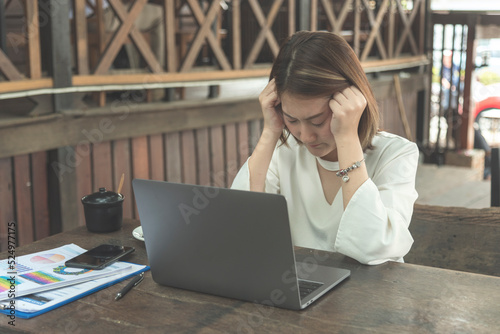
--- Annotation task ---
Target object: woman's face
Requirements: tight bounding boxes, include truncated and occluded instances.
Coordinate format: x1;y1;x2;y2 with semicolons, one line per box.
280;93;338;161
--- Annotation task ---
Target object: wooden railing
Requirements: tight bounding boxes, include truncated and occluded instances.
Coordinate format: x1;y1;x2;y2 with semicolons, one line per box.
0;0;428;102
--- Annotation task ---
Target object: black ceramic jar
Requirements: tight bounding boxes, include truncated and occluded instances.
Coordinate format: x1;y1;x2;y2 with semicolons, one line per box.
81;187;124;233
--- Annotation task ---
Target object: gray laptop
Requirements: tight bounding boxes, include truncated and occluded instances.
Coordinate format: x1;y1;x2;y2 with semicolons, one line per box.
133;179;350;310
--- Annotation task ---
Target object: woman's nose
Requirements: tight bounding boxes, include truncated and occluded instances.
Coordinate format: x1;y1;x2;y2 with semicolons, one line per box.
299;125;316;143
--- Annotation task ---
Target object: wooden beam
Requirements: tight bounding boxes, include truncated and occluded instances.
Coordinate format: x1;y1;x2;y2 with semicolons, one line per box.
362;55;429;73
45;0;78;233
288;0;295;36
460;17;478;150
0;0;6;52
164;0;177;72
354;0;360;56
298;0;310;31
74;0;90;75
25;0;41;79
0;98;262;159
232;0;241;70
407;204;500;276
310;0;317;31
46;0;73;111
47;146;79;233
0;50;23;81
73;68;271;86
0;78;53;94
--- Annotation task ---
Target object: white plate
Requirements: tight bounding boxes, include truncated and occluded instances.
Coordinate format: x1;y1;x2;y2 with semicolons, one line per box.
132;226;144;241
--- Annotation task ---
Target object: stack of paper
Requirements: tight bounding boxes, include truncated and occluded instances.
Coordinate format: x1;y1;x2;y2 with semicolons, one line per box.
0;244;148;318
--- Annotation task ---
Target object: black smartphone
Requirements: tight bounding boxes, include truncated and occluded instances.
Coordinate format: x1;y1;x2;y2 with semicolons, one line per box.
65;244;135;270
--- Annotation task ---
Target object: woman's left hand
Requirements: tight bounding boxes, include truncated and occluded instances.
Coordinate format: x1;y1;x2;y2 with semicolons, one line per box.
329;86;367;142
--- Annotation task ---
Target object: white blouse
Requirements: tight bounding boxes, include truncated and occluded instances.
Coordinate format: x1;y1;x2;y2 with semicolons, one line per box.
230;131;419;265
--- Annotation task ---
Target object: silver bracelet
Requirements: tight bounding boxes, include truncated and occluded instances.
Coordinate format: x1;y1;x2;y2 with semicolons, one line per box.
336;159;365;183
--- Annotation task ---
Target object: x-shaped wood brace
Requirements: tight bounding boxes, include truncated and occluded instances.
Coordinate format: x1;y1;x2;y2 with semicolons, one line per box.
180;0;231;72
0;49;23;81
394;0;421;57
320;0;353;33
360;0;389;61
244;0;284;69
94;0;162;74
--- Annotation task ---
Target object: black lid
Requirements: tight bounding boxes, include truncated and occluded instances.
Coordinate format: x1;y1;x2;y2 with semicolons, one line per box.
82;187;123;205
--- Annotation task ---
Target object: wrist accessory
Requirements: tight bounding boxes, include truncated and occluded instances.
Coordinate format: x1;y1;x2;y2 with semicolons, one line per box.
336;159;365;182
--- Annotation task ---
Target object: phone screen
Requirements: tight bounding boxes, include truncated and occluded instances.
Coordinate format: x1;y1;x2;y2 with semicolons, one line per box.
65;244;135;270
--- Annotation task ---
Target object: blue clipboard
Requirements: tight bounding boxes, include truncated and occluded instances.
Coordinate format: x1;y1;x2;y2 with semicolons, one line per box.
0;265;149;319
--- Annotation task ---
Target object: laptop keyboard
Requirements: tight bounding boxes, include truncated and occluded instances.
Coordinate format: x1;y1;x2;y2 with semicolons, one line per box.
298;279;324;299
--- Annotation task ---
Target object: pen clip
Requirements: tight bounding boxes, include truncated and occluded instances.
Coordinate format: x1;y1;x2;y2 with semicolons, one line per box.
134;272;145;286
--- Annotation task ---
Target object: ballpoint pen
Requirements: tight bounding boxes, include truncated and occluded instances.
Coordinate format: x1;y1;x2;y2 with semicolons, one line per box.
115;272;144;301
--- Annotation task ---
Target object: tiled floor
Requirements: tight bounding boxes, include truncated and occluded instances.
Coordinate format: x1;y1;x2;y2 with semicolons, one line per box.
415;163;491;208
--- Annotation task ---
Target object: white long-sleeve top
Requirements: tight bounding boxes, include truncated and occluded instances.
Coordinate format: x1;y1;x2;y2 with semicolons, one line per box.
230;131;419;265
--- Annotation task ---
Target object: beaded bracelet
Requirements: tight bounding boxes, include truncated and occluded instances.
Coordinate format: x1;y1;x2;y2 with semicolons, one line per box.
336;159;365;183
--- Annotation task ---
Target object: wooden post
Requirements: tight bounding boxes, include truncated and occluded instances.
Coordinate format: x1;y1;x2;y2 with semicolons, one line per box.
43;0;73;111
460;15;478;150
298;0;310;31
492;148;500;207
41;0;79;233
0;0;6;52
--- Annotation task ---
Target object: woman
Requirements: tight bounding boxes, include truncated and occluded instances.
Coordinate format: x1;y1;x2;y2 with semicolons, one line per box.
231;31;419;265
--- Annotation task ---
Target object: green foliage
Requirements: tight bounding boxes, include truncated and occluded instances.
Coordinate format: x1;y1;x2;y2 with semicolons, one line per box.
478;70;500;85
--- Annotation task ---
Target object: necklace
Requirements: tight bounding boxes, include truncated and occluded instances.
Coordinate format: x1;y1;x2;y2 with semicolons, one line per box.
316;157;340;172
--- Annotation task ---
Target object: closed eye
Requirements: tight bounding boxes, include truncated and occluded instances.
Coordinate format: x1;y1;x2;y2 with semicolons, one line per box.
311;121;324;127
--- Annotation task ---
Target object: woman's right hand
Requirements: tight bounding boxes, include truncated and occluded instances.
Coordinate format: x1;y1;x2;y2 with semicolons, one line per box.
259;79;284;135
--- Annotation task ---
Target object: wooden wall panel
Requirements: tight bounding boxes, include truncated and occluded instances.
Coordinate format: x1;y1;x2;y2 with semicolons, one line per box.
131;136;150;180
149;134;165;181
75;143;92;227
113;139;133;219
181;130;197;185
31;151;50;240
0;157;14;251
196;128;211;186
379;91;417;141
92;141;113;192
13;155;34;246
224;123;238;187
210;125;225;187
165;132;182;183
237;122;249;169
131;136;150;219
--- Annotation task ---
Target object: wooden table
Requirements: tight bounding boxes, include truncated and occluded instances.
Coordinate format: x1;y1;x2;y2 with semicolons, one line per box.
2;219;500;333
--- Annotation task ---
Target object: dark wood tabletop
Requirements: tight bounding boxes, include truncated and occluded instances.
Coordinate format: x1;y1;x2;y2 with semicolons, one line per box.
2;219;500;333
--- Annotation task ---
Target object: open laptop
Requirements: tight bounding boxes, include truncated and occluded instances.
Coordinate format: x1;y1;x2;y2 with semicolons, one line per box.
132;179;350;310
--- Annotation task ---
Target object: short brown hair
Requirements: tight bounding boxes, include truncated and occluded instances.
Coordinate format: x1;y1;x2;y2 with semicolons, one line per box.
270;31;379;150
